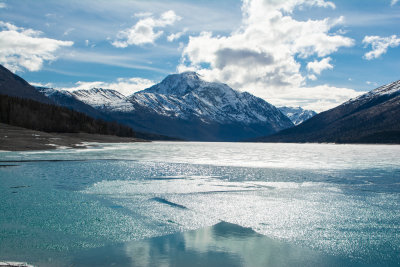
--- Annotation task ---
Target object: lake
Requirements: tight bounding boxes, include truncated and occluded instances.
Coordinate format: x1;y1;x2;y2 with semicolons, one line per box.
0;142;399;266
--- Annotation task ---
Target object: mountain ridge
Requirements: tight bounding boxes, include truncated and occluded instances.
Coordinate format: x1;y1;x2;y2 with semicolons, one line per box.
254;79;400;144
40;72;294;141
278;106;317;125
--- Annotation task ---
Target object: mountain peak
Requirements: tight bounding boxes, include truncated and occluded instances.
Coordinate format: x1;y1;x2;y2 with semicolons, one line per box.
141;72;205;96
180;71;200;77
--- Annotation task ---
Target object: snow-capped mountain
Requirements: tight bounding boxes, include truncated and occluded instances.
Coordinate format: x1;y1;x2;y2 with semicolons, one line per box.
36;72;294;141
256;79;400;143
345;79;400;105
36;87;108;120
278;106;316;125
131;72;292;127
72;88;135;112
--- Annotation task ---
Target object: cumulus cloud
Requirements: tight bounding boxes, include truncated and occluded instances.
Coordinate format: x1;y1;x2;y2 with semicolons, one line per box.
178;0;357;111
0;21;73;72
307;57;333;74
391;0;398;6
62;77;155;96
362;35;400;60
112;10;181;47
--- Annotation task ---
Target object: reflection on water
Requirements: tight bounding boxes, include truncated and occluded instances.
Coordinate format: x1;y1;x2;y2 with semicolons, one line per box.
73;222;357;267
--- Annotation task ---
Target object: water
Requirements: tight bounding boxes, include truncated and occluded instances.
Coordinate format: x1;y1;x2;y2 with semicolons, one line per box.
0;142;399;266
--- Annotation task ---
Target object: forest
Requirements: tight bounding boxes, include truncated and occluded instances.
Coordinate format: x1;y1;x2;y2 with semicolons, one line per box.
0;94;137;137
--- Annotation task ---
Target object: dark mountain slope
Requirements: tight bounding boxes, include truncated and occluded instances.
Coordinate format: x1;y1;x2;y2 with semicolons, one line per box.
0;65;53;104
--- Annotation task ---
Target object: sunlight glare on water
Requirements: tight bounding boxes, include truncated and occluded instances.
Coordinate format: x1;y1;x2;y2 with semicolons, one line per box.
0;142;399;266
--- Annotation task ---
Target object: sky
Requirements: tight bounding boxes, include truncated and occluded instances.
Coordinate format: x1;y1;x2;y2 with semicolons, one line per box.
0;0;399;112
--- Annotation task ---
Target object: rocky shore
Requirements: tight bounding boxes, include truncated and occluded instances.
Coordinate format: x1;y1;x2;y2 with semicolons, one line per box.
0;123;146;151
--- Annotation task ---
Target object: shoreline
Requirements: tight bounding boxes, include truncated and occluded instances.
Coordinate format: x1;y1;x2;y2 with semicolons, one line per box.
0;123;147;152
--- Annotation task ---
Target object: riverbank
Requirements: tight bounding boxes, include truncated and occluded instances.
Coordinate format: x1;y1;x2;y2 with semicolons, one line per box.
0;123;146;151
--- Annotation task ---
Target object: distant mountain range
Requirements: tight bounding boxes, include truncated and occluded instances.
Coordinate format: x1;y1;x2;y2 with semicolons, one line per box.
278;106;316;125
254;80;400;143
38;72;294;141
2;63;398;143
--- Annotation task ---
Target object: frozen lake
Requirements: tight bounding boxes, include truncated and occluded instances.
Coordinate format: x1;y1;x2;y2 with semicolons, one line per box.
1;142;399;266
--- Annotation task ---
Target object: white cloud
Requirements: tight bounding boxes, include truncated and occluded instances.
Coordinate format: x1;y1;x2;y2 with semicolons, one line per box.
391;0;398;6
112;10;181;47
29;81;55;88
134;12;153;18
0;2;6;8
366;81;378;86
63;27;74;36
307;57;333;75
167;28;188;42
363;35;400;60
0;21;73;72
270;84;363;112
178;0;356;111
308;74;317;81
62;77;155;96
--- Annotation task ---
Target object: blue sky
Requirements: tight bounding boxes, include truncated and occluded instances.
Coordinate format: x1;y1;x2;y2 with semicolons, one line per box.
0;0;399;111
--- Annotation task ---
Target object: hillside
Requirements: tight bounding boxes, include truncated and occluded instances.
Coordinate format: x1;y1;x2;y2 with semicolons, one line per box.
0;94;137;138
254;80;400;144
0;65;53;104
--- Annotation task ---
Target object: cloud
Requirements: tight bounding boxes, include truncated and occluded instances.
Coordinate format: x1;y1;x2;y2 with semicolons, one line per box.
306;57;333;75
29;81;55;88
215;48;274;69
0;2;6;8
391;0;398;6
0;21;73;72
366;81;378;86
62;77;155;96
308;74;317;81
178;0;356;111
63;50;169;73
134;12;153;18
112;10;181;47
362;35;400;60
167;28;188;42
63;27;75;36
272;84;363;112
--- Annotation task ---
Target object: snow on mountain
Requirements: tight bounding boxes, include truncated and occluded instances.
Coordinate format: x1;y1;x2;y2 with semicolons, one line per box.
278;106;317;125
131;72;293;128
37;86;74;98
36;72;295;141
72;88;135;112
347;79;400;105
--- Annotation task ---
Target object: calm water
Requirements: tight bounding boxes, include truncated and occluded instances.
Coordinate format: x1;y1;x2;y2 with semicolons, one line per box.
0;142;399;266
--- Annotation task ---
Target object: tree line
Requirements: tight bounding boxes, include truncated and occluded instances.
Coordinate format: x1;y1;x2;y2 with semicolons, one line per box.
0;94;136;137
